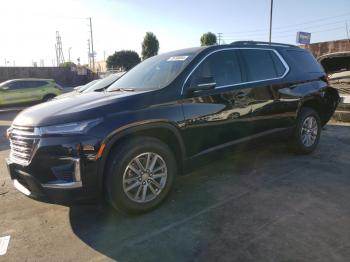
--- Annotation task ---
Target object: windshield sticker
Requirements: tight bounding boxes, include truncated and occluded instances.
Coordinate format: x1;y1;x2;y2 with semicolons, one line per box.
167;56;189;61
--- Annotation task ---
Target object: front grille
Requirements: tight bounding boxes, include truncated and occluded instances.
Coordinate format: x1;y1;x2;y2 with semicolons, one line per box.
9;126;39;166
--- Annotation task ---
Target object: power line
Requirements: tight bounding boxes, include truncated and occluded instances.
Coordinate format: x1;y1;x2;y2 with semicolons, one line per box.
223;19;350;37
222;26;345;41
222;25;347;40
222;12;350;35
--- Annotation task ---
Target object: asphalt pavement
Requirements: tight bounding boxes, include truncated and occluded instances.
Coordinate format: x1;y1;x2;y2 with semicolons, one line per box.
1;110;350;262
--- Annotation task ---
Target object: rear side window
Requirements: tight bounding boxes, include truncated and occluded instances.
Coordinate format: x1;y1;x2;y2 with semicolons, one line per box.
33;81;48;87
191;50;242;87
240;49;285;81
287;50;323;73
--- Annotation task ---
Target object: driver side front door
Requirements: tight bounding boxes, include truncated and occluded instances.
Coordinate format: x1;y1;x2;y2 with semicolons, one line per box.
181;49;253;158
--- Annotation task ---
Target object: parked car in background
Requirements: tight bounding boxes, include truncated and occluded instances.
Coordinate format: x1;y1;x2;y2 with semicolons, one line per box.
73;79;99;91
55;79;101;100
82;72;125;93
6;41;339;214
0;78;62;107
54;72;124;100
318;52;350;95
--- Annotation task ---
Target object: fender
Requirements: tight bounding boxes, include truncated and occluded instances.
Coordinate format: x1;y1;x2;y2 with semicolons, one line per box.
96;120;186;191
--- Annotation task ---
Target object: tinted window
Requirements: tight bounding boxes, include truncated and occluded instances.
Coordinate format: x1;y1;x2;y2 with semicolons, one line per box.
240;49;281;81
7;81;46;89
270;52;286;76
7;81;26;90
191;50;242;87
287;50;323;73
33;81;48;87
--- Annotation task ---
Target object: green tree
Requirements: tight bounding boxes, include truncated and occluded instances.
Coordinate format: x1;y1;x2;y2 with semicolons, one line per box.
200;32;217;46
106;50;141;71
59;61;77;68
141;32;159;60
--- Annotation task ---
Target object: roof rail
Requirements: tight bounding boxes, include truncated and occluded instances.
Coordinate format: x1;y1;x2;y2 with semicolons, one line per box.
230;41;298;48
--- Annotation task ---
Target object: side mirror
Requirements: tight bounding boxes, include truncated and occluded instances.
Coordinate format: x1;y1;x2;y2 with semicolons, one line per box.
188;77;216;93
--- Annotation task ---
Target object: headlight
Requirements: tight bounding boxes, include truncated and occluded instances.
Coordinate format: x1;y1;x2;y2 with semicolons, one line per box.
39;118;102;136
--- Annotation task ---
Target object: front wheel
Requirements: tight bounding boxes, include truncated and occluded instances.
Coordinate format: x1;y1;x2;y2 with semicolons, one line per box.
290;107;321;154
105;137;177;214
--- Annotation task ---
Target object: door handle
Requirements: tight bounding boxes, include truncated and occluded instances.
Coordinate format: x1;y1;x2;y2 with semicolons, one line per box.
235;91;246;99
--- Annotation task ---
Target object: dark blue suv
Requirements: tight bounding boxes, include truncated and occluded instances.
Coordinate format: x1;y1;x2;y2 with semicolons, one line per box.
6;41;339;213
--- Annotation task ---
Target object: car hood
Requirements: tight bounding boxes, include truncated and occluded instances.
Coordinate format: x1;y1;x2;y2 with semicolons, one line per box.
318;52;350;75
13;90;150;127
54;91;80;100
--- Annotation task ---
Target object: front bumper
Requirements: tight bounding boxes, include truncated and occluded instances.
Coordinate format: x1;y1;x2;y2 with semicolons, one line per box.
5;134;102;204
6;158;88;203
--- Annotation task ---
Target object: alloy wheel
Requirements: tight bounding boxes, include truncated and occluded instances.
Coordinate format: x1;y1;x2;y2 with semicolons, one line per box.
301;116;318;147
122;152;168;203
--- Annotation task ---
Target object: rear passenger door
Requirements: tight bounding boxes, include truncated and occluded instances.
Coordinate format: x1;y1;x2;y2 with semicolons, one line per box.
27;80;48;101
239;49;295;135
181;49;253;157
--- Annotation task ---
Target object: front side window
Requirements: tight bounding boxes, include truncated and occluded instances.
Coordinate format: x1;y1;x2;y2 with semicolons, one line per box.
240;49;285;81
7;81;26;90
191;50;242;87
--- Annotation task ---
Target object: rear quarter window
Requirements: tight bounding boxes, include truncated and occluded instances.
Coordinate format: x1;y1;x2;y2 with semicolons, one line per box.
287;50;323;73
240;49;286;82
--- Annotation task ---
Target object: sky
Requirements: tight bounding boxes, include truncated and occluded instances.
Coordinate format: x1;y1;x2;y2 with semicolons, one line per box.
0;0;350;66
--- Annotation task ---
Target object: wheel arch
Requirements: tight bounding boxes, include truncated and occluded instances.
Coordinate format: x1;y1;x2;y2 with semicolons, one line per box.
298;87;339;126
96;122;186;192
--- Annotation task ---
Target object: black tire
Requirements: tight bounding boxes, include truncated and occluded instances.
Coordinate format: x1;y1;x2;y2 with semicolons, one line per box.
43;94;56;102
105;137;177;214
290;107;321;154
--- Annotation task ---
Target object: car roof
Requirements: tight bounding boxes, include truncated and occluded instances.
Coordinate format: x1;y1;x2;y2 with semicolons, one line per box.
7;78;55;82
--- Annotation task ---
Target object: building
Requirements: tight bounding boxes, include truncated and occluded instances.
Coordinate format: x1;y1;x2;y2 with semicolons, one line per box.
301;39;350;58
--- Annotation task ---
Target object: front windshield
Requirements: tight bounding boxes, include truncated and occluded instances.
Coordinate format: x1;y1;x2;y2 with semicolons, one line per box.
107;51;197;92
83;73;122;93
0;80;12;87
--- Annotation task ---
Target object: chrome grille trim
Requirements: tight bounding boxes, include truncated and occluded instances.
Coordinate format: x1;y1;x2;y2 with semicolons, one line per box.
8;126;39;166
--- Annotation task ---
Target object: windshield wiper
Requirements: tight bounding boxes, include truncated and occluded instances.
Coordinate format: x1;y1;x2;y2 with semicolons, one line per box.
108;88;135;92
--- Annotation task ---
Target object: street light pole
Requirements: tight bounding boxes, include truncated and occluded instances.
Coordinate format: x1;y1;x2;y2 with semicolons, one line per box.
269;0;273;43
89;17;95;71
68;47;72;62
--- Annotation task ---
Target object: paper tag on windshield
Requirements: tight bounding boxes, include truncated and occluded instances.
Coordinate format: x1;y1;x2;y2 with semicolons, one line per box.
167;56;188;61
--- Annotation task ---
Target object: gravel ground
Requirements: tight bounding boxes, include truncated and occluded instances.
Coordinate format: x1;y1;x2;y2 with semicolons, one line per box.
1;110;350;262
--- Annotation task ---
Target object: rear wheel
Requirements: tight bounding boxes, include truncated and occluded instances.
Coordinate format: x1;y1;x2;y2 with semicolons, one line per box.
105;137;177;214
290;107;321;154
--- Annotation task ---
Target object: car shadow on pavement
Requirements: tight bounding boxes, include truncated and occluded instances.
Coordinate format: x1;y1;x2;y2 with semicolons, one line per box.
67;142;300;262
68;125;350;262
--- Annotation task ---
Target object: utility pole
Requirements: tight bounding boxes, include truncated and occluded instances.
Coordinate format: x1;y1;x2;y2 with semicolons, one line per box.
89;17;95;71
217;33;222;45
87;39;91;68
346;22;350;42
269;0;273;43
68;47;72;62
